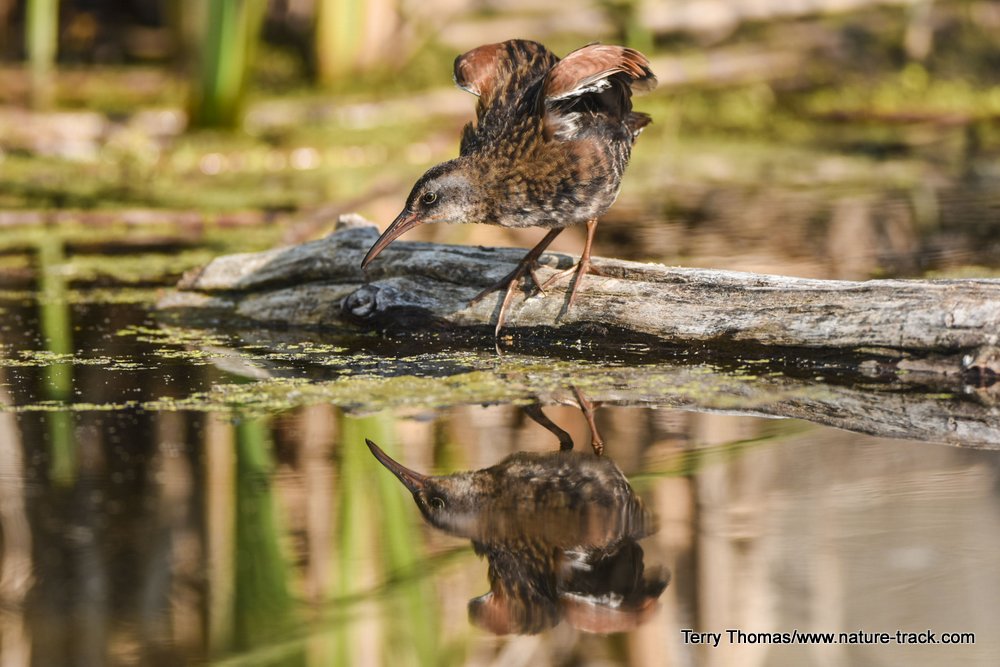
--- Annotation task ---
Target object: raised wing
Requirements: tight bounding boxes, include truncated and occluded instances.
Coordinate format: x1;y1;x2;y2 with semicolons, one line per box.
453;40;558;154
544;44;656;101
542;44;656;141
453;42;508;98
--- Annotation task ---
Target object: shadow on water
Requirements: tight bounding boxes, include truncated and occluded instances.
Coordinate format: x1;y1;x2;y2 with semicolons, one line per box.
115;322;1000;450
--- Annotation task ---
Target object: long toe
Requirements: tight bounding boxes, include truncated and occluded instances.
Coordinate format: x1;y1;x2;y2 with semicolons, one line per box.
471;258;552;306
541;258;607;290
544;258;604;310
566;265;589;310
470;267;520;305
540;264;576;291
474;228;566;339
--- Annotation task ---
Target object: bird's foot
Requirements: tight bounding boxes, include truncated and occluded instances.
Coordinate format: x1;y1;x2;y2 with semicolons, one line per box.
571;386;605;456
469;228;566;341
468;257;547;340
541;255;606;310
468;259;546;306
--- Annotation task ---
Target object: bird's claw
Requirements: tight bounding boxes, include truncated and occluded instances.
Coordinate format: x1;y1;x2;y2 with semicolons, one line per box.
541;257;605;309
469;260;546;306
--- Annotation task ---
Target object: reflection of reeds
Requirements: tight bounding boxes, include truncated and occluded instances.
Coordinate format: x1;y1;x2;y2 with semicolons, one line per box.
339;412;440;666
26;0;57;107
205;414;236;656
36;236;75;485
234;415;300;652
189;0;266;128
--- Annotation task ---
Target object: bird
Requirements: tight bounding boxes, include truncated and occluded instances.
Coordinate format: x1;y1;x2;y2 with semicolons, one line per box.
364;438;667;634
360;39;656;335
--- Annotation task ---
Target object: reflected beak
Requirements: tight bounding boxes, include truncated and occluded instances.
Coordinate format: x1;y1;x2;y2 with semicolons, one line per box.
365;439;429;494
361;210;422;269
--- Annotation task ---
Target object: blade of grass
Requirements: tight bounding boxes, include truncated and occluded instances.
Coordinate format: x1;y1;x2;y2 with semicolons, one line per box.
332;411;373;667
205;414;236;657
190;0;266;127
342;412;441;667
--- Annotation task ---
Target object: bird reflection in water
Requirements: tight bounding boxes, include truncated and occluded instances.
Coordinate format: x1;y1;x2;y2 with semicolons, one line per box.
365;425;667;634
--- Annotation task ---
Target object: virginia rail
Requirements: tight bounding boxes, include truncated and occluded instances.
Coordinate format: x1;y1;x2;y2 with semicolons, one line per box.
364;439;666;634
360;39;656;335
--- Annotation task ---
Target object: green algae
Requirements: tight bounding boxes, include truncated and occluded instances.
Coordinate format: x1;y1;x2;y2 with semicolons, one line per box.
0;349;155;371
0;217;283;254
0;318;846;417
0;286;161;305
60;250;219;284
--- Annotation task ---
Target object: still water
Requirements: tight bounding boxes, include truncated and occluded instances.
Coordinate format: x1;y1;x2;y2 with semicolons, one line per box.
1;232;998;667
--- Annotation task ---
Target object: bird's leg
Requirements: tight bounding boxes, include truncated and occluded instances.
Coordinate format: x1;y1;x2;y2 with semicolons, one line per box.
571;386;604;456
522;404;575;451
470;228;564;338
541;218;605;310
470;228;564;305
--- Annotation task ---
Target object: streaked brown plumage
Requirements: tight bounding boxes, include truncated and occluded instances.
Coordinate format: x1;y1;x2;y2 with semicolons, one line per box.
361;39;656;334
365;439;667;634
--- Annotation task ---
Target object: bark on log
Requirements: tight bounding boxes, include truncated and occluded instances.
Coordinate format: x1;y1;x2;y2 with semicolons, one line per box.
158;214;1000;379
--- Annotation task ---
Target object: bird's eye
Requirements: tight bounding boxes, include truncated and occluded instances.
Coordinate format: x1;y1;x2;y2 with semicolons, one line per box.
421;191;438;206
428;495;445;510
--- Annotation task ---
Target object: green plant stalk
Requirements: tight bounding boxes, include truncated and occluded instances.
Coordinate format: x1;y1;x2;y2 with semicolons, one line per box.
315;0;363;85
205;417;236;657
333;412;373;667
26;0;58;107
191;0;266;127
37;236;75;485
368;416;440;667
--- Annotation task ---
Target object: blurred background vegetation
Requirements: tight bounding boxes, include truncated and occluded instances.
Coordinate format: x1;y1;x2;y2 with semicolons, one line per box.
3;0;999;283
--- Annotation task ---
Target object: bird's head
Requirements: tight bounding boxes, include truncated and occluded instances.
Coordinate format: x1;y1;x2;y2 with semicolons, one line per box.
361;159;480;269
365;439;485;535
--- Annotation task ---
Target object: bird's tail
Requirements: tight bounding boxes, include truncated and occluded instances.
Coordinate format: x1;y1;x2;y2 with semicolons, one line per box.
626;111;652;139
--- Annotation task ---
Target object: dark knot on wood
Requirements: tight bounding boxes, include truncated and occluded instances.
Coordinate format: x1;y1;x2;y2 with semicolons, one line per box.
343;284;380;319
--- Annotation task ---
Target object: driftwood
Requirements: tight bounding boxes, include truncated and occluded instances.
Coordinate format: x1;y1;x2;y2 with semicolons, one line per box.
160;214;1000;379
157;216;1000;447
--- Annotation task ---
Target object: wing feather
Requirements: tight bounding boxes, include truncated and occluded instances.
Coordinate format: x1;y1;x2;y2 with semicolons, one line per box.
544;45;656;102
453;40;558;154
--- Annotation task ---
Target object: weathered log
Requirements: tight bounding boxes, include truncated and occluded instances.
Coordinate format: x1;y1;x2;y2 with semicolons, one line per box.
159;214;1000;379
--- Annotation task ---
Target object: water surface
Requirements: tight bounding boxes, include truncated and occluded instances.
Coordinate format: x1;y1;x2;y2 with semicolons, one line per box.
1;219;998;666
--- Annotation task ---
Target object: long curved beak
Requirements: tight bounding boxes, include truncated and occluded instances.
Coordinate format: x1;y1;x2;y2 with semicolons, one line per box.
361;209;421;269
365;439;429;494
